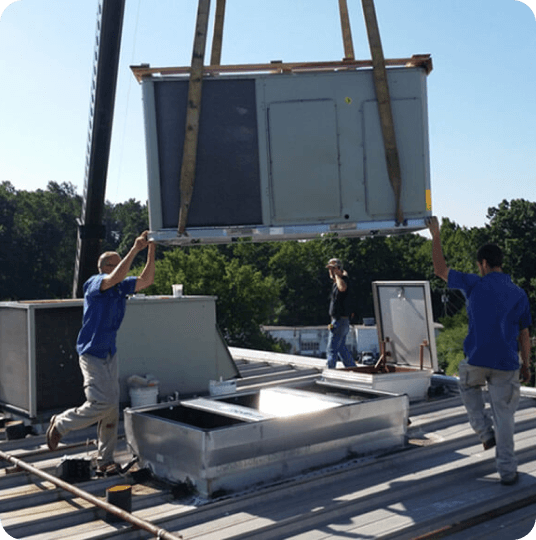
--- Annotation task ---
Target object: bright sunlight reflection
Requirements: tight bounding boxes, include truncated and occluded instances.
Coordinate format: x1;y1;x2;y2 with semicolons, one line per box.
258;388;340;418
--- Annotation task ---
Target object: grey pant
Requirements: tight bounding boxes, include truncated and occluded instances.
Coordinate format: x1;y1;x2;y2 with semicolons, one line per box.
458;359;520;478
54;353;119;465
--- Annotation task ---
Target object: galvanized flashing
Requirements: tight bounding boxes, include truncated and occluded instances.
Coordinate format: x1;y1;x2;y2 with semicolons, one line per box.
124;384;408;498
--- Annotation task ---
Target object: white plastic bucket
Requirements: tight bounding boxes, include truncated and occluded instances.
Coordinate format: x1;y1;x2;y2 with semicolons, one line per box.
129;386;159;408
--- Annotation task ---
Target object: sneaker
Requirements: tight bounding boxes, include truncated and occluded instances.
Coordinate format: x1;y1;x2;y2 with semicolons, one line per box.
500;472;519;486
46;415;62;451
482;435;496;451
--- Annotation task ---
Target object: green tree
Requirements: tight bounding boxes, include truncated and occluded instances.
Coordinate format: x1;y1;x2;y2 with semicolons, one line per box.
437;218;480;274
344;236;421;322
385;233;430;280
268;239;333;326
260;233;437;327
223;241;280;277
103;199;149;253
0;181;82;300
141;245;284;350
483;199;536;322
0;183;153;301
0;182;18;300
430;203;536;378
436;309;468;375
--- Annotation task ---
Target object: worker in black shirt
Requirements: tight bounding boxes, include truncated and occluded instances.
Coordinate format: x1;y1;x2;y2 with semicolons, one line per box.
326;258;356;369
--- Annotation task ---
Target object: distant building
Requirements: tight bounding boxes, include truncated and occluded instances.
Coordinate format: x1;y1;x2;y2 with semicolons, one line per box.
262;320;443;360
262;321;379;359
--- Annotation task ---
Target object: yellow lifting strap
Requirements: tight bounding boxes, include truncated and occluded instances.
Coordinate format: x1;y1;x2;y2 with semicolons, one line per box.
177;0;212;236
177;0;404;235
360;0;404;224
338;0;355;60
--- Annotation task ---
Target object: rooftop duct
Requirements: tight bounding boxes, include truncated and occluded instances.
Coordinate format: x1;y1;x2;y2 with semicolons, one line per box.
125;382;408;498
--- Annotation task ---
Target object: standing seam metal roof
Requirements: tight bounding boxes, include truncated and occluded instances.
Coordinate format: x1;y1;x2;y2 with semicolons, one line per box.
1;354;536;540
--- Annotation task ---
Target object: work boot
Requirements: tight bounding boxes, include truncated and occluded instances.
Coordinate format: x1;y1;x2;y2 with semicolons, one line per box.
46;415;62;451
482;435;496;451
96;462;121;477
500;472;519;486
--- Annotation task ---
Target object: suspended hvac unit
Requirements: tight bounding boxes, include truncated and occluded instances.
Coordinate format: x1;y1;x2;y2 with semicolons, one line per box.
134;60;432;245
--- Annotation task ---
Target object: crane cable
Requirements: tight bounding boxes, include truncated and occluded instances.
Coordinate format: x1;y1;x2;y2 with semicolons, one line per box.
110;0;143;203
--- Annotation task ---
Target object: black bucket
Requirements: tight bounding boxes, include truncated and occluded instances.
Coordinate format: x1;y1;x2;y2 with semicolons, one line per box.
56;459;91;483
5;421;26;440
106;484;132;522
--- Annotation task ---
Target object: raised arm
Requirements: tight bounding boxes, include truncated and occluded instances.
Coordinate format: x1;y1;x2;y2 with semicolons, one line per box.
135;241;156;292
100;231;149;291
330;267;348;291
426;217;450;282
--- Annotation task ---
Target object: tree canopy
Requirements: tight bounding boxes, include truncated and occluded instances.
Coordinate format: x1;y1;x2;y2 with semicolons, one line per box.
1;183;534;370
0;182;150;300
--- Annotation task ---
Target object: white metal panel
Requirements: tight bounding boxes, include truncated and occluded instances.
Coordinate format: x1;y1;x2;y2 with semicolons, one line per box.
364;98;427;217
372;281;438;370
27;307;36;418
322;366;432;401
117;296;239;402
257;68;431;226
267;99;341;222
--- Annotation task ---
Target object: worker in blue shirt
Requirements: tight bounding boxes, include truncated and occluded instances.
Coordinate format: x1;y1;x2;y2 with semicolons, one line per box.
46;231;155;475
427;217;531;486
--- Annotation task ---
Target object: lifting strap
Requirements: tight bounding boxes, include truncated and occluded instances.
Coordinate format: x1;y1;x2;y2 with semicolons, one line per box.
210;0;226;66
177;0;405;234
361;0;404;225
338;0;355;60
177;0;211;236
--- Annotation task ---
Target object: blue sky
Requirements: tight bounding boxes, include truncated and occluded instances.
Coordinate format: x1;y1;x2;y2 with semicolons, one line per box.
0;0;534;229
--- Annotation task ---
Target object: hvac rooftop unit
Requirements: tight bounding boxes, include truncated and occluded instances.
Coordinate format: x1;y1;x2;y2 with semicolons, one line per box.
135;61;432;245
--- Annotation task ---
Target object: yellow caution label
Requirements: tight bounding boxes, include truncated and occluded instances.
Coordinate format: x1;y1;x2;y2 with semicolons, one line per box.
425;189;432;211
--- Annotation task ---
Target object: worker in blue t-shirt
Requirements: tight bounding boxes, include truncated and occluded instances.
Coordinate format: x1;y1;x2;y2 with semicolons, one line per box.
427;217;531;486
46;231;156;475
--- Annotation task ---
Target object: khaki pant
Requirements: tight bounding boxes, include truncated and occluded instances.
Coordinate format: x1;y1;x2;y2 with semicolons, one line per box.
54;353;119;465
458;359;520;479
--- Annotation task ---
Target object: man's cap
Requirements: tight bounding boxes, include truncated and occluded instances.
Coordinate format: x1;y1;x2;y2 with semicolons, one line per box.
326;258;343;269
